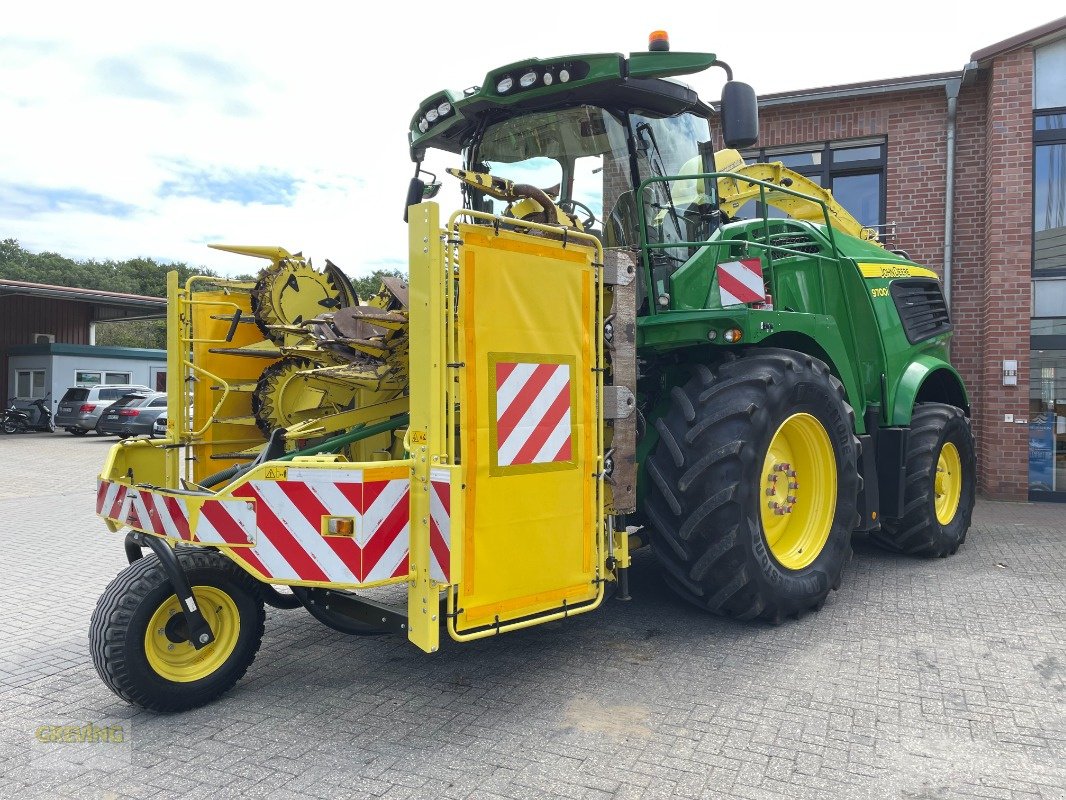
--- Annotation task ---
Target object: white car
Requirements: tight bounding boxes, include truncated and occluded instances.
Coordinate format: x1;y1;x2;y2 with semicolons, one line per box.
152;411;167;438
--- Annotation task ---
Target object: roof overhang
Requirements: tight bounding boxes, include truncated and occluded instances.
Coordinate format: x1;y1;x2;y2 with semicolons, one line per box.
971;15;1066;66
0;279;167;322
753;71;960;108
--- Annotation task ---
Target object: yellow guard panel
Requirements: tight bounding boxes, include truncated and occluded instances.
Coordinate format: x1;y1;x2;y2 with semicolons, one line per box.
455;223;601;630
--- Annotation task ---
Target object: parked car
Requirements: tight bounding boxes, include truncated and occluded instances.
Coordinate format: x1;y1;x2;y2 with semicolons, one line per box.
56;385;152;435
152;411;167;438
96;392;167;438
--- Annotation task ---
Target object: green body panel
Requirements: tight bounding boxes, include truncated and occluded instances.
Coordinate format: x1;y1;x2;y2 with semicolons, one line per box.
637;206;966;432
891;355;967;425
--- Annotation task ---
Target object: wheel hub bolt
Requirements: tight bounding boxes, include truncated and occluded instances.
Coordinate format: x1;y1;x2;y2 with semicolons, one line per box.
789;482;799;490
199;633;211;644
774;463;791;472
765;487;776;496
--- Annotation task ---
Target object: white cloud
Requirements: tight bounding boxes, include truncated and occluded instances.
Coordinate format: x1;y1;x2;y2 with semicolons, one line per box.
1;1;1059;276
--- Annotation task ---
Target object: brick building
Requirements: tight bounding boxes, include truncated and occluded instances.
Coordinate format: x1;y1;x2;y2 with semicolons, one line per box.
739;17;1066;501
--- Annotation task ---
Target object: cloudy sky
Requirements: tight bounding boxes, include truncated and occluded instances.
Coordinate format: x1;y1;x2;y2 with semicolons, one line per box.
1;2;1060;278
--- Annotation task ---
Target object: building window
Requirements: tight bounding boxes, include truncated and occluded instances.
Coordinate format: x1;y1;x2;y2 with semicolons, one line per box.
1029;351;1066;496
738;138;887;229
1034;38;1066;110
1029;40;1066;498
1034;114;1066;276
15;369;46;400
74;370;133;387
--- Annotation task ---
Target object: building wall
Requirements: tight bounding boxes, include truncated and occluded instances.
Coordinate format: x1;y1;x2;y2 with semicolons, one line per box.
7;350;165;422
0;296;93;401
979;49;1034;499
949;76;989;461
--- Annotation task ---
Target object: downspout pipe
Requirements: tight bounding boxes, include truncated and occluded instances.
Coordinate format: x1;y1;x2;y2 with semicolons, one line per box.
943;76;962;310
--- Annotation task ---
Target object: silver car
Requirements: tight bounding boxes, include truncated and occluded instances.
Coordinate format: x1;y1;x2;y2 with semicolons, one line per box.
56;384;151;435
97;392;168;438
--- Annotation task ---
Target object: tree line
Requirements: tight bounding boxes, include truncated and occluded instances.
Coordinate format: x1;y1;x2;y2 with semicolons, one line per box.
0;239;405;349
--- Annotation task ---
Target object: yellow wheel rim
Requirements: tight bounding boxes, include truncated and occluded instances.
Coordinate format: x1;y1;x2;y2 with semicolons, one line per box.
759;413;837;570
934;441;962;525
144;586;241;683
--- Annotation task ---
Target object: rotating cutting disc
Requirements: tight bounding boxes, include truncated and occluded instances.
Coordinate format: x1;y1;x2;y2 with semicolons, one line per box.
251;258;346;344
252;357;355;436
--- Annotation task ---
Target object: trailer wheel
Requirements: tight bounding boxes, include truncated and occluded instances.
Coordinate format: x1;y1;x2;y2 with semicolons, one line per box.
644;349;859;623
89;548;265;711
871;403;975;557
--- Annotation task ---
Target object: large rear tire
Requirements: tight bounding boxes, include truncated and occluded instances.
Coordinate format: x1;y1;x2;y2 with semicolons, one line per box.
644;349;860;623
870;403;975;557
89;548;265;712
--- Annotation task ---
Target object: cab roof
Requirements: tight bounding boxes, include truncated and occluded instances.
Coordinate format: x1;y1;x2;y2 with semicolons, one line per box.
409;50;720;160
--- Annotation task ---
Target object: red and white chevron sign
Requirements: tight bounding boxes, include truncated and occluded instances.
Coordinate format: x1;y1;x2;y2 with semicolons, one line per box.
495;361;573;468
97;468;453;586
96;480;254;546
717;258;765;306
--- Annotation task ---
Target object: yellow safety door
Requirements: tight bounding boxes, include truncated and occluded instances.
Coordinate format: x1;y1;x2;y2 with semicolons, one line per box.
453;223;603;634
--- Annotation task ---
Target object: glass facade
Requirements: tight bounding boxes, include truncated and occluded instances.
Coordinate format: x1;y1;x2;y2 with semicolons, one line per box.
1029;351;1066;495
1029;38;1066;498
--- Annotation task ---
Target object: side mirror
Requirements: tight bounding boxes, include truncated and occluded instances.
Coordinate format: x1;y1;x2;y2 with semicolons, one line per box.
422;181;442;200
403;178;426;222
720;81;759;149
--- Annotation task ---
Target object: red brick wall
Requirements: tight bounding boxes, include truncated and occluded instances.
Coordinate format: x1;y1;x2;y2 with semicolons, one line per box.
950;76;989;454
979;49;1033;500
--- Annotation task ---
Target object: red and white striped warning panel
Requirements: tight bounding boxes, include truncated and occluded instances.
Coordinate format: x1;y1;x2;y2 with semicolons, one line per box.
96;480;254;546
97;467;454;587
494;360;573;468
717;258;765;306
429;468;451;583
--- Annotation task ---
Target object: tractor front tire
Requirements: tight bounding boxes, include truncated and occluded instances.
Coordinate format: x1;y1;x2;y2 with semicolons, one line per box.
871;403;975;558
645;349;860;623
90;548;265;712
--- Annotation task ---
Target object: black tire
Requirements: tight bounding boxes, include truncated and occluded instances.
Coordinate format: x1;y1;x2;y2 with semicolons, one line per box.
89;548;265;712
1;419;17;434
871;403;975;558
68;428;88;436
644;349;860;623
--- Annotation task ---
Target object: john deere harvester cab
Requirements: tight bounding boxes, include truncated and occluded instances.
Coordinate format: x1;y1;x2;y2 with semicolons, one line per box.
89;33;974;712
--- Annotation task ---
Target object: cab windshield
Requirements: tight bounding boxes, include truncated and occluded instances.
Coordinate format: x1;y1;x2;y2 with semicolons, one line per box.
470;106;631;243
469;105;714;260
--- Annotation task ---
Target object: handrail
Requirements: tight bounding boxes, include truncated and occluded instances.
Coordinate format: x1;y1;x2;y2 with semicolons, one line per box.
635;171;843;315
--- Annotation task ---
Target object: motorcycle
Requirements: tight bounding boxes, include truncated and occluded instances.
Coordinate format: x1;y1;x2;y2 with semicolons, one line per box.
2;395;56;434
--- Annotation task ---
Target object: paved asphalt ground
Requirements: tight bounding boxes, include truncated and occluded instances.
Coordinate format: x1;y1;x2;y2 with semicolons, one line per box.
0;432;1063;799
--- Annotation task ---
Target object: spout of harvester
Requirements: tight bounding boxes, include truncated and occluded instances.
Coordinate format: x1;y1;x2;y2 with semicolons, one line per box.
208;244;293;260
